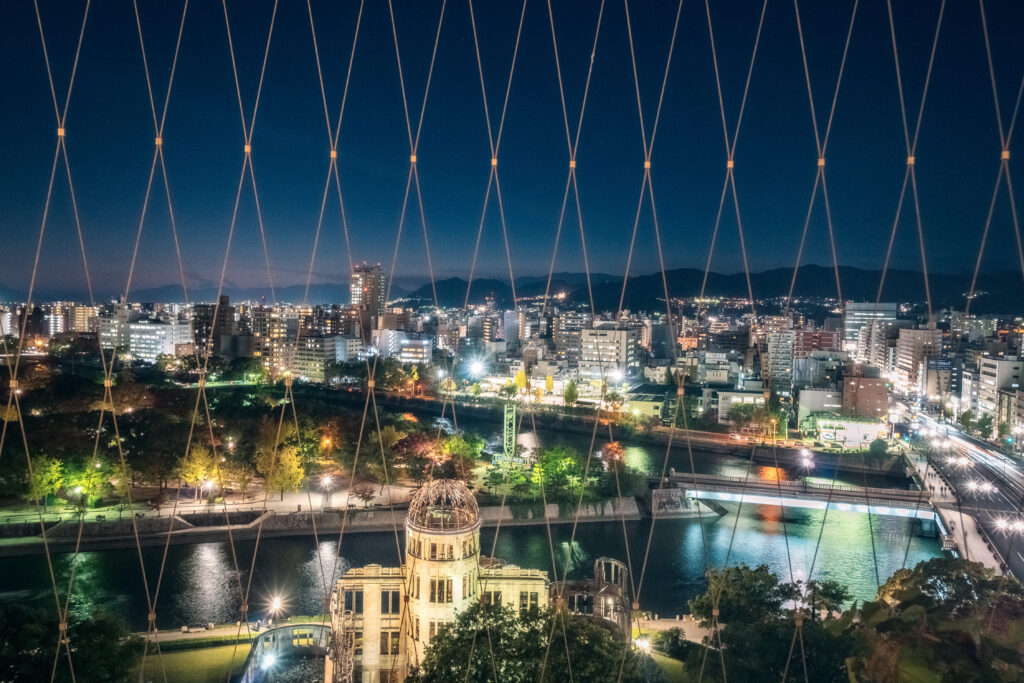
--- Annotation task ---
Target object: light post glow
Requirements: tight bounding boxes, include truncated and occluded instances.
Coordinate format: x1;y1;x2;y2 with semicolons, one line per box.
634;637;651;654
470;360;484;377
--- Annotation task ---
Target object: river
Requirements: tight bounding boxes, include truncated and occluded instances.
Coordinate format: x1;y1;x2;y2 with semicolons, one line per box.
0;505;942;631
0;417;940;630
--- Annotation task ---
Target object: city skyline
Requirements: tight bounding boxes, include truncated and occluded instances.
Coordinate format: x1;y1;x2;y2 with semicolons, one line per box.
2;0;1024;300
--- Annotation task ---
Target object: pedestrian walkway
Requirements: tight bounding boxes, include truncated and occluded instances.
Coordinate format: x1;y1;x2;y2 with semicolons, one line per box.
0;480;416;526
907;453;1005;574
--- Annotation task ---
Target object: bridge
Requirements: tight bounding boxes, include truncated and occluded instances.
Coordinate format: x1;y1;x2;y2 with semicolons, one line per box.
660;470;936;521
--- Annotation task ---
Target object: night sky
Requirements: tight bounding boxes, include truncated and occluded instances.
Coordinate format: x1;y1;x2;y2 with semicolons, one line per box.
1;0;1023;300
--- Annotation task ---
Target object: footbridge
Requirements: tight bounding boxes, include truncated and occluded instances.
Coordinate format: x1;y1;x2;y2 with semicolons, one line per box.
659;469;936;521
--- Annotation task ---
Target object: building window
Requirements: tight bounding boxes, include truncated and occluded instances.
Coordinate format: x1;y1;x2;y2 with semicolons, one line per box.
343;589;363;615
430;542;438;560
482;590;502;607
354;631;362;655
379;630;400;655
430;578;453;603
381;590;400;615
519;591;539;614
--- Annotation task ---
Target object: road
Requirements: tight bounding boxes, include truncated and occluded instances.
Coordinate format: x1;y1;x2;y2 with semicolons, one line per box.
894;400;1024;579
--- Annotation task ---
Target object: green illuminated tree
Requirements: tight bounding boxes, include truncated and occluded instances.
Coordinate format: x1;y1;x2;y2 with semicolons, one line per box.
23;455;64;511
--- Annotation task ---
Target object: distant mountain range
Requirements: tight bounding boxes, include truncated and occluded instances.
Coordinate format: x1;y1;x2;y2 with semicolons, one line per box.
2;265;1023;313
405;265;1024;314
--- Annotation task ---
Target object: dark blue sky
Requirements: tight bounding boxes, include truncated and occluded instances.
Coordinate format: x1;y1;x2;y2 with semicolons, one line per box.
2;0;1023;299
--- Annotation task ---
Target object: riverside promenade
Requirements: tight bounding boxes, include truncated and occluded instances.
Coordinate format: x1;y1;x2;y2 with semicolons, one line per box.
905;453;1005;574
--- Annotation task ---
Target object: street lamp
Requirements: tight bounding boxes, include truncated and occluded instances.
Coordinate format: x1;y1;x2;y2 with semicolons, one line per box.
268;594;285;624
470;360;484;378
321;474;334;508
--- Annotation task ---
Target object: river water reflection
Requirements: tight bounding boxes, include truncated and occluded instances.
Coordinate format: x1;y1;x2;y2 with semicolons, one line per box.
0;503;942;631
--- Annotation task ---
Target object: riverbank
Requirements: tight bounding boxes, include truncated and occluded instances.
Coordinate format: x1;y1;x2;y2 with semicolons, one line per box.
0;496;647;557
295;386;904;476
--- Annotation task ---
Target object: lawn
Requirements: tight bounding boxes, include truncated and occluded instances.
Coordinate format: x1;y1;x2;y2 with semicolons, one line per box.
138;644;247;683
651;651;686;681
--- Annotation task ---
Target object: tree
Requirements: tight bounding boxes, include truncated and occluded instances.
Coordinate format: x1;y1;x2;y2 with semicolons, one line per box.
407;603;659;683
179;443;215;500
0;604;144;682
563;380;578;407
604;391;623;410
377;425;405;452
603;441;625;468
958;409;975;433
394;433;437;484
23;456;64;511
727;403;756;432
804;579;851;619
351;483;376;507
849;557;1024;682
689;564;798;626
256;444;305;501
544;375;554;394
442;434;481;481
514;369;529;394
534;446;586;497
226;356;267;382
228;460;255;501
685;565;856;683
976;413;994;439
868;438;888;458
664;365;675;386
470;382;482;397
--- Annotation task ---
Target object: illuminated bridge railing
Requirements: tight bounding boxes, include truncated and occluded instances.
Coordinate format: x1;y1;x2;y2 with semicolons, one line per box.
663;470;935;519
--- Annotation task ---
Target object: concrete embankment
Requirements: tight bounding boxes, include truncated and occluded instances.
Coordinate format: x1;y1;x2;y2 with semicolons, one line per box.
0;498;642;557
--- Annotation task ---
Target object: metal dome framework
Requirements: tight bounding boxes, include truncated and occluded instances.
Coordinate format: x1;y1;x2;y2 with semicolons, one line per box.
406;479;480;533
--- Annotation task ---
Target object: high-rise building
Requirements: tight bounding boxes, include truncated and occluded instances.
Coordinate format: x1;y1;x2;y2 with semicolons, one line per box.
842;371;889;419
351;263;387;323
894;325;942;395
292;335;343;383
553;311;591;366
251;307;299;374
66;305;98;333
192;295;234;356
579;323;641;379
127;318;193;363
844;302;899;352
792;328;842;359
764;330;795;394
0;307;12;337
977;355;1023;418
